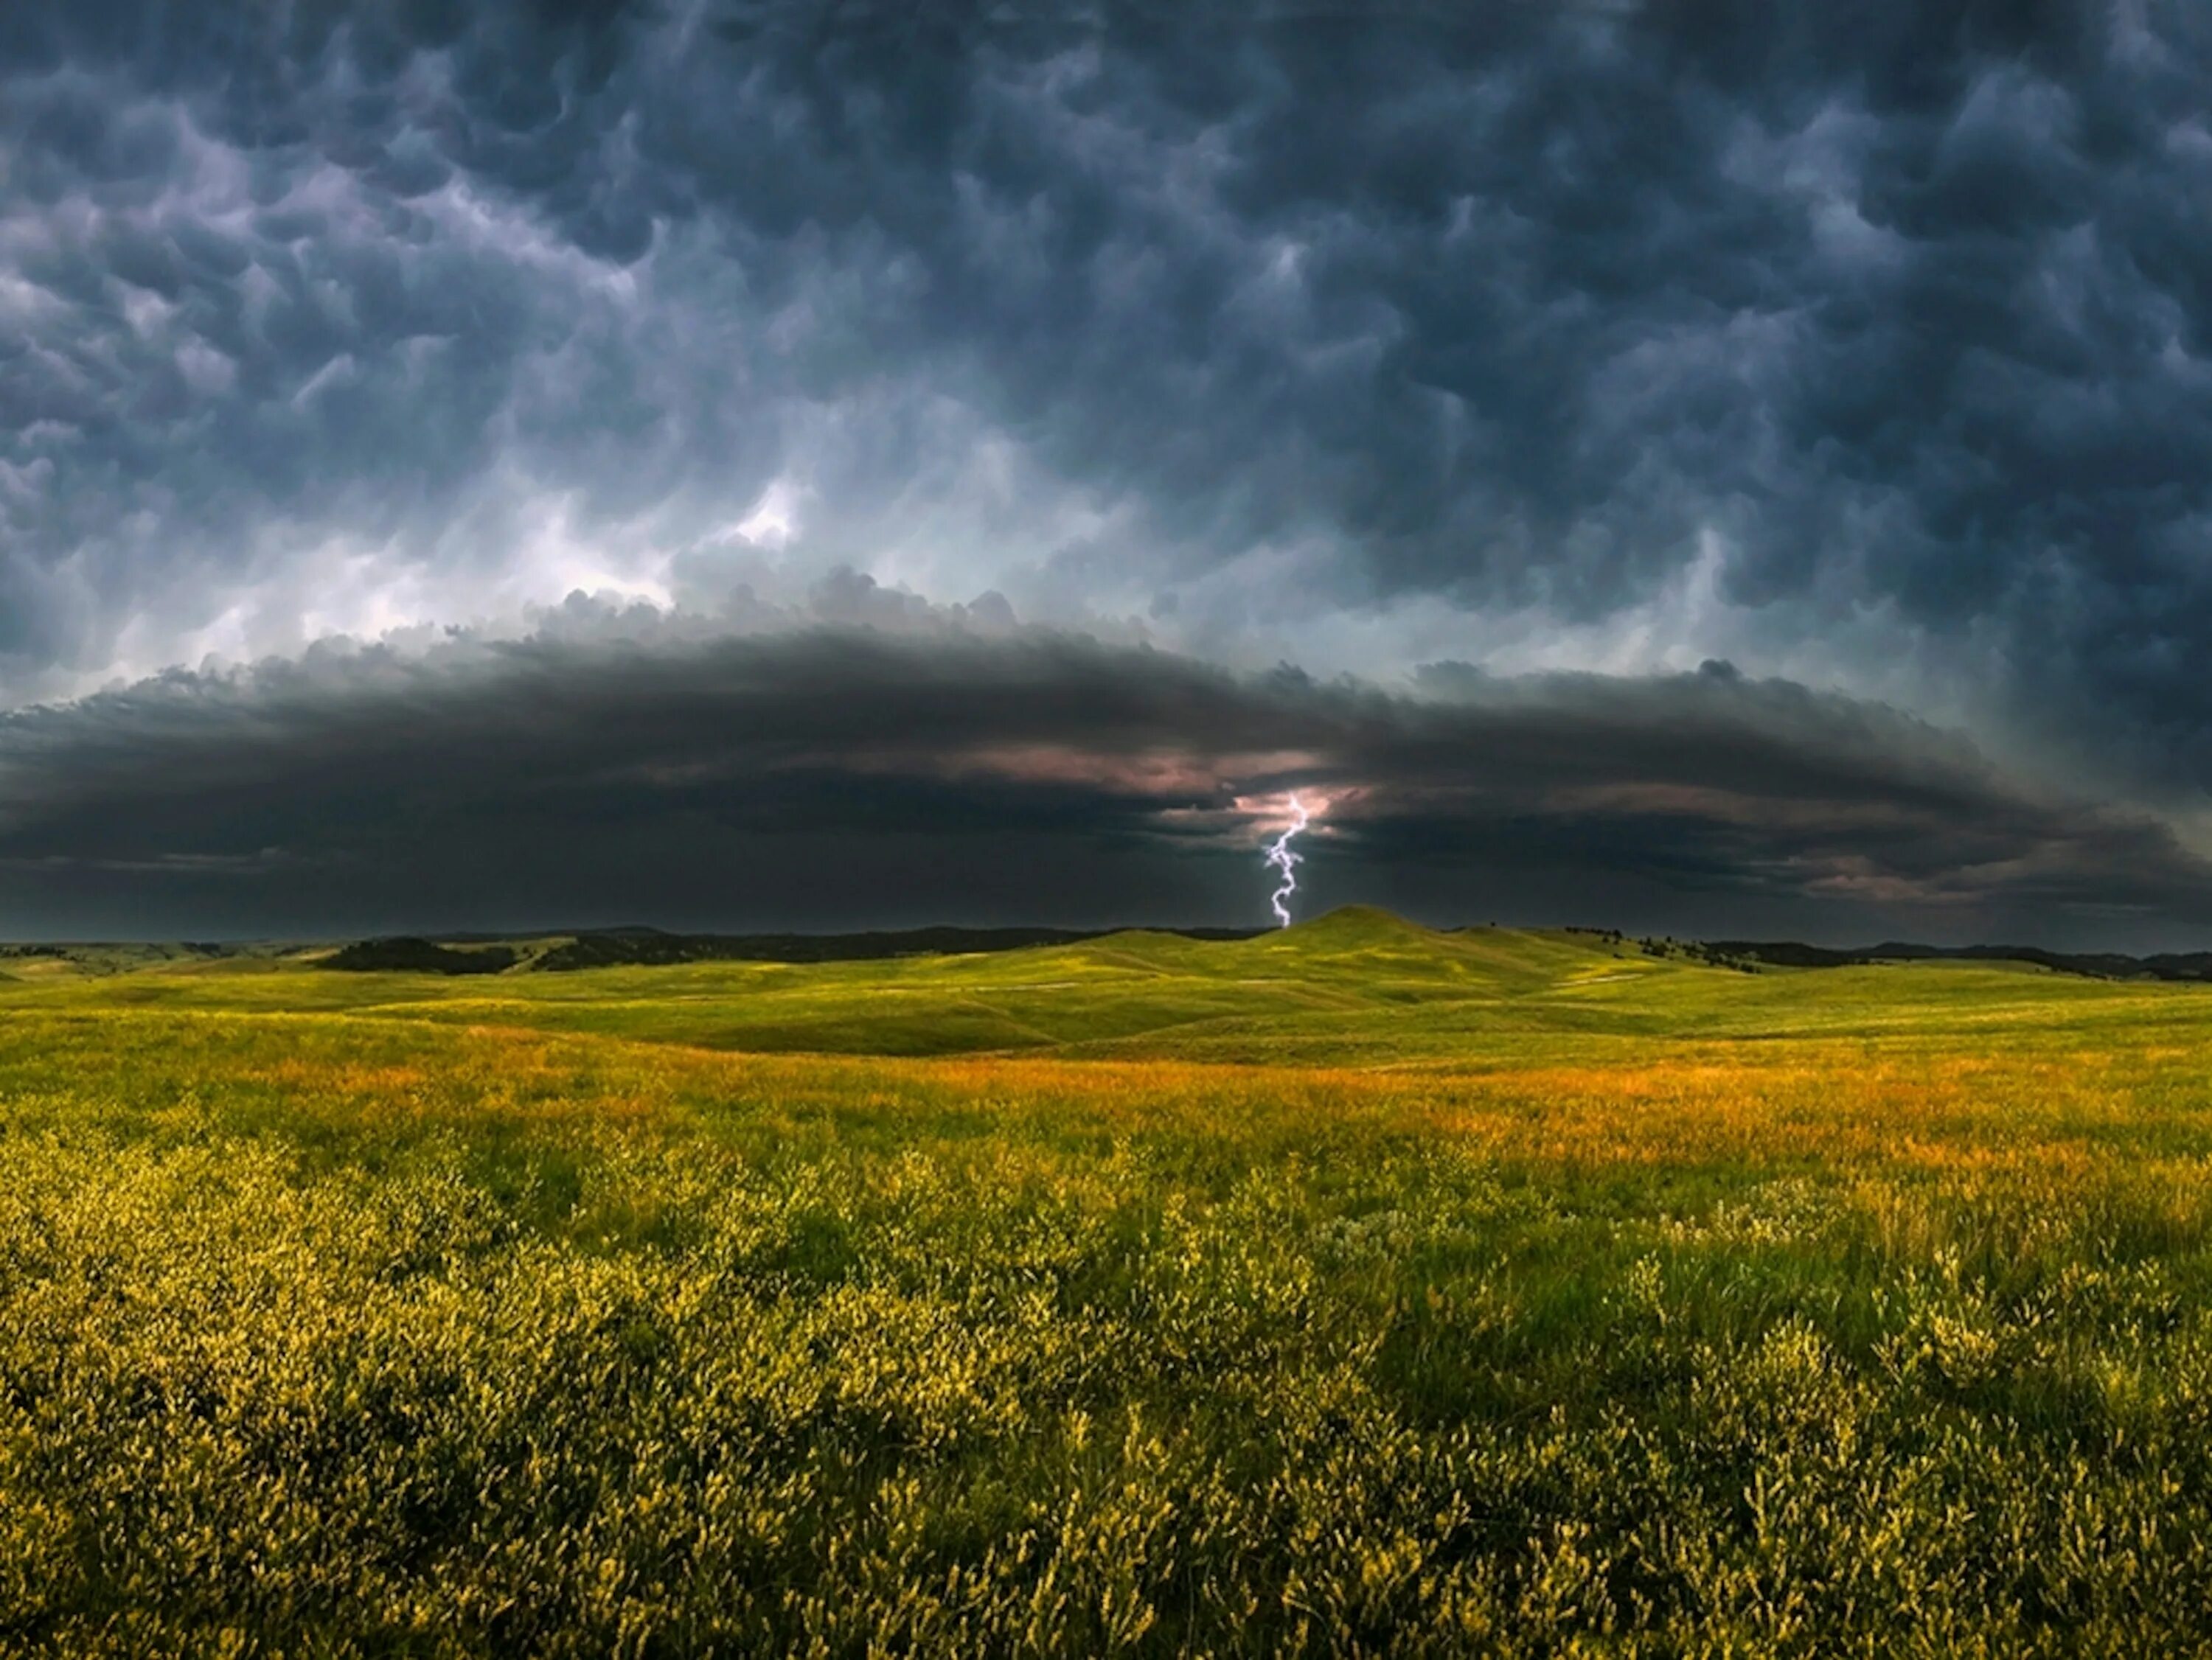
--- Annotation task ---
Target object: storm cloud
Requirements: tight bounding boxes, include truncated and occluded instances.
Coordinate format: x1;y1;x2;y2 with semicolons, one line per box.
4;1;2212;938
4;608;2207;945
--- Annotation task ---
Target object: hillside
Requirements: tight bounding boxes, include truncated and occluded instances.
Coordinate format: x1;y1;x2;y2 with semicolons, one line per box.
6;905;2202;1065
294;914;2212;983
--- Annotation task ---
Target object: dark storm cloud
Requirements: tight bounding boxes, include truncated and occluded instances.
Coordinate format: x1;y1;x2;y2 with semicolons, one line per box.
8;0;2212;806
1;613;2205;944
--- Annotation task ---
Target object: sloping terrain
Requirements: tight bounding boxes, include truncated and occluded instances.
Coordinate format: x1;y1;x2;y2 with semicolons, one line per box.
3;905;2195;1065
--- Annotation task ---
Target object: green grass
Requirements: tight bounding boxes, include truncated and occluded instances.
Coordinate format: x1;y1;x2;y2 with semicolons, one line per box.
4;907;2178;1062
7;910;2212;1653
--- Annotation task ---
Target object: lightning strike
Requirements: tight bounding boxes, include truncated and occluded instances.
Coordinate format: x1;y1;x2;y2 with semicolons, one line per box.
1263;794;1311;927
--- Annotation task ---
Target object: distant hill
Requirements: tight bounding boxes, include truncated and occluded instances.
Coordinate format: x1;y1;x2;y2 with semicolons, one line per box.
20;905;2212;1067
1708;939;2212;983
316;924;1262;973
299;913;2211;982
531;924;1262;969
322;938;518;975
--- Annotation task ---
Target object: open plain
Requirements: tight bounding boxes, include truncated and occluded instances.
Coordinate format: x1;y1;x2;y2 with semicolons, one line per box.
7;909;2212;1655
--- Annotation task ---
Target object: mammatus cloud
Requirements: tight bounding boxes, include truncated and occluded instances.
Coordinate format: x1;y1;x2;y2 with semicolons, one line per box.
6;3;2212;806
7;4;2212;938
4;607;2208;946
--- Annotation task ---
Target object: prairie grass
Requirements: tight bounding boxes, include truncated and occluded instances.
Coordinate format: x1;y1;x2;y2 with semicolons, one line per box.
6;914;2212;1653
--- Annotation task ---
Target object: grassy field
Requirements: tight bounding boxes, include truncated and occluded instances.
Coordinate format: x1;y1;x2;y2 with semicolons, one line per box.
7;907;2212;1654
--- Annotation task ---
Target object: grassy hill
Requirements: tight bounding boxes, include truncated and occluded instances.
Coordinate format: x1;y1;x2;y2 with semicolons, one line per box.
7;910;2212;1653
2;904;2190;1064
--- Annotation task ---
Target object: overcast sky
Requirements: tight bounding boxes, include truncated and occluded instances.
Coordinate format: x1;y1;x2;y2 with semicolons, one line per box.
5;0;2212;944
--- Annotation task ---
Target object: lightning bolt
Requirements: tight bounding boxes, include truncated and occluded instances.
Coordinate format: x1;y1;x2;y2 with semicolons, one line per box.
1263;794;1310;927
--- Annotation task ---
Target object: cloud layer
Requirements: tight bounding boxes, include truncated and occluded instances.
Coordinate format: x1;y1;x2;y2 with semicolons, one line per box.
5;609;2206;944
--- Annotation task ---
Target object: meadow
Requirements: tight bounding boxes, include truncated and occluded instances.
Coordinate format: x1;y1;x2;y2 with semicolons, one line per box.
7;908;2212;1655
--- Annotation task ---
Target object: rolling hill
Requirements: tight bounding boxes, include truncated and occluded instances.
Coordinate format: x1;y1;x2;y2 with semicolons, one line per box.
6;905;2202;1066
